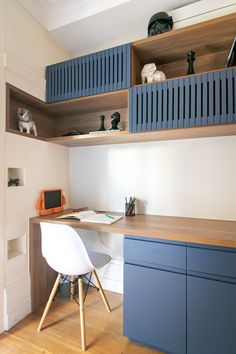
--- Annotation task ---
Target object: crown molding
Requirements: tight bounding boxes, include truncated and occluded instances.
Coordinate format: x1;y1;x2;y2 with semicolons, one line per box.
17;0;49;29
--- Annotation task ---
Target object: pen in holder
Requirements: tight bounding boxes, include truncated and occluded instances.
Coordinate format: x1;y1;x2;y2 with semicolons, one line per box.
125;197;136;216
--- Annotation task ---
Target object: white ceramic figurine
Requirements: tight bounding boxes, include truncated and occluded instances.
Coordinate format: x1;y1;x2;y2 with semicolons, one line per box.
17;108;38;136
141;63;166;84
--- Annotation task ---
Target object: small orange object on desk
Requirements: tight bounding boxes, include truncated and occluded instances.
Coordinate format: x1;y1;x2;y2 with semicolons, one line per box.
36;189;66;216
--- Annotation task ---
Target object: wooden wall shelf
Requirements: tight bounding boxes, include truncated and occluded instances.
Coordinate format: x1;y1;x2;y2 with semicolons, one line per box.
132;13;236;64
47;124;236;147
6;83;128;139
131;13;236;84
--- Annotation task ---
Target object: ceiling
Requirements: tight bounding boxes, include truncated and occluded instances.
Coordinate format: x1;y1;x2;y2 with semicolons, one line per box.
18;0;199;56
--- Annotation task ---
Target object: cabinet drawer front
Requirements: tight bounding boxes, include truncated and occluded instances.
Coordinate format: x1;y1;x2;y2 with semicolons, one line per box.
124;237;186;270
187;246;236;279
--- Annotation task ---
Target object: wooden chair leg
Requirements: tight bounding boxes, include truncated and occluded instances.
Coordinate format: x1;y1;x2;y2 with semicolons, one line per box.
92;270;111;313
37;273;61;332
70;275;75;300
79;276;86;351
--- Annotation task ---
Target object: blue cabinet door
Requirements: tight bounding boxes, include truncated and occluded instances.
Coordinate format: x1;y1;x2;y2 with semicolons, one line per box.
187;275;236;354
129;67;236;132
124;263;186;354
46;43;131;102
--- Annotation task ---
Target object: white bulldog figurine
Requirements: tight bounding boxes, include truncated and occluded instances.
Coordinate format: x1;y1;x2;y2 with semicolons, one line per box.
17;108;38;136
141;63;166;84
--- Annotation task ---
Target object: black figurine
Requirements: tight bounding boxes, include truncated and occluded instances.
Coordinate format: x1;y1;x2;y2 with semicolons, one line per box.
110;112;120;130
148;12;173;37
8;178;20;187
62;129;85;136
187;51;195;75
98;115;106;131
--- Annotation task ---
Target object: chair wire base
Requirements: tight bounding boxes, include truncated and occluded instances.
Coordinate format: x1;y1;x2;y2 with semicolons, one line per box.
59;272;99;306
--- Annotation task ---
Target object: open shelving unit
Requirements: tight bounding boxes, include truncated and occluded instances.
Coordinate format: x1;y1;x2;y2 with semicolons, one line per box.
6;13;236;147
131;12;236;84
6;84;129;143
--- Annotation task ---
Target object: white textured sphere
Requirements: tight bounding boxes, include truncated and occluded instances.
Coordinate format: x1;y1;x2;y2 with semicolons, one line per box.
152;70;166;82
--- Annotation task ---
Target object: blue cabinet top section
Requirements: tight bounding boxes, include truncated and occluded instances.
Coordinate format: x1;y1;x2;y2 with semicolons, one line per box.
46;43;131;103
129;67;236;132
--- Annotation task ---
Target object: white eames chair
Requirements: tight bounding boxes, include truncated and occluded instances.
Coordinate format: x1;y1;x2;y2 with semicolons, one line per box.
37;222;111;351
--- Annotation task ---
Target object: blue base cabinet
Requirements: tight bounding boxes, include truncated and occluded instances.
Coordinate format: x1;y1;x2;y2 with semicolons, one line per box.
124;263;186;354
187;276;236;354
124;237;236;354
124;236;187;354
187;244;236;354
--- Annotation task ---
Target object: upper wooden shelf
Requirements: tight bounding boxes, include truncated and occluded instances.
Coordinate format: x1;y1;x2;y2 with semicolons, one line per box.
132;13;236;65
47;124;236;147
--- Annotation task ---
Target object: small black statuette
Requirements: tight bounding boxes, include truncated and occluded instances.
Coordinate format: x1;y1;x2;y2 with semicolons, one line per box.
187;51;195;75
8;178;20;187
110;112;120;130
98;115;106;131
148;12;173;37
62;129;85;136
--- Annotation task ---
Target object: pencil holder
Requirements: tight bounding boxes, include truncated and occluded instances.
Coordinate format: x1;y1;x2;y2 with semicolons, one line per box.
125;202;135;216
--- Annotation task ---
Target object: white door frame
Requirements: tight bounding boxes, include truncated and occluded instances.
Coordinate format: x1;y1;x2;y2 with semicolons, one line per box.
0;0;6;333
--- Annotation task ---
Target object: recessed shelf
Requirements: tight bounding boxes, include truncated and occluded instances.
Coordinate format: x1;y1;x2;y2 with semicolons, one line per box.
8;235;26;260
8;167;26;187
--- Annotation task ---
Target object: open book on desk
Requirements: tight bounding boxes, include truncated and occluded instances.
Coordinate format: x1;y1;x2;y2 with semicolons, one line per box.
57;210;123;225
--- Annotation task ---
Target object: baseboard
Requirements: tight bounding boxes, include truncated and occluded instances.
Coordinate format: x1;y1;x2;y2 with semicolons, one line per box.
4;274;31;330
4;299;31;330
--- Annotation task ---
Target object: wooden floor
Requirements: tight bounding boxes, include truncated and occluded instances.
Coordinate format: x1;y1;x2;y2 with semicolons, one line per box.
0;288;163;354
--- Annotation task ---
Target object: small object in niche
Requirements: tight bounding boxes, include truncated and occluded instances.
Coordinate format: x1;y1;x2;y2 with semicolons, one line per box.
141;63;166;84
8;177;20;187
98;115;106;131
225;35;236;67
62;129;85;136
17;108;37;136
110;112;120;130
187;51;196;75
148;12;173;37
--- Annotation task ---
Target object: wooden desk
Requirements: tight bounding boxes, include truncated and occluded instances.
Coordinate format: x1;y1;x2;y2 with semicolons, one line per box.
29;210;236;311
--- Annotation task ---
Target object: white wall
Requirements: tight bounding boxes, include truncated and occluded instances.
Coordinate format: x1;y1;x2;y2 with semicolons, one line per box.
5;0;69;100
70;137;236;221
2;0;69;329
4;135;69;329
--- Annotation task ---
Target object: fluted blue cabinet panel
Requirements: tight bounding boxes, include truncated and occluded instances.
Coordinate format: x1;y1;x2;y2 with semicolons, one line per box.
46;44;131;102
129;67;236;132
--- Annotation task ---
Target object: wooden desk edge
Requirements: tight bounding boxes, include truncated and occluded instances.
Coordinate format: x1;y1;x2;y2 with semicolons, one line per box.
30;211;236;249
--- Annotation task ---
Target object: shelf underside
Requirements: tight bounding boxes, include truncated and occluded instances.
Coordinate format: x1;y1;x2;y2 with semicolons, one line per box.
9;85;128;117
46;124;236;147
